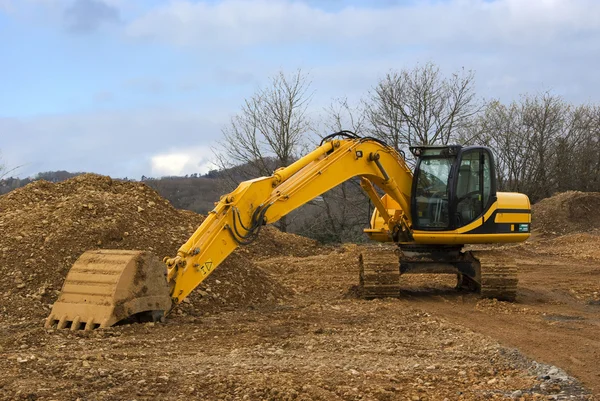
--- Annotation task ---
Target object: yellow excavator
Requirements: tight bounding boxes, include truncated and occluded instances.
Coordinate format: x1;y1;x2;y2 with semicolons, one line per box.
45;131;531;330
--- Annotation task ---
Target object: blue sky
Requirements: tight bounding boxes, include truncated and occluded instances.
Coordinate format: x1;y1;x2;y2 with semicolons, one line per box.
1;0;600;178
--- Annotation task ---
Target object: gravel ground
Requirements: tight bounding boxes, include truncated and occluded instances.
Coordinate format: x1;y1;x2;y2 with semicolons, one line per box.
0;245;596;400
0;179;597;400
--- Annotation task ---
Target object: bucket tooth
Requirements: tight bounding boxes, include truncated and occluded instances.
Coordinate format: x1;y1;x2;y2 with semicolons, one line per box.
84;319;95;331
44;315;55;329
57;316;68;329
70;316;81;331
47;250;173;330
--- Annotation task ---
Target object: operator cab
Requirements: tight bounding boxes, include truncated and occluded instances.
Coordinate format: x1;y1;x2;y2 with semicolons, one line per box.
410;145;496;231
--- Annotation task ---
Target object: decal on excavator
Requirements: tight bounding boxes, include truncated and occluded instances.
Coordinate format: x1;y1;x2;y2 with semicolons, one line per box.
195;259;214;276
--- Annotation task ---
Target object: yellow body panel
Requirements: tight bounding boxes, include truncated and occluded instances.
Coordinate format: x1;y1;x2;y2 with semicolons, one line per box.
494;213;530;224
367;192;531;244
410;232;530;244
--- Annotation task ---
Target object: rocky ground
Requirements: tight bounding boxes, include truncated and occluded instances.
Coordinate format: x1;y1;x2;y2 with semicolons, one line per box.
0;177;598;400
0;247;594;401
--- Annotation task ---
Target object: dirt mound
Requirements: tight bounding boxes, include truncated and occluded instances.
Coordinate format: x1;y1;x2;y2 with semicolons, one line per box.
532;191;600;235
244;226;320;260
0;174;294;323
521;232;600;261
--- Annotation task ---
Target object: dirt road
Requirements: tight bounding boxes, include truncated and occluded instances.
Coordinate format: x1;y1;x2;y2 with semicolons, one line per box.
397;247;600;395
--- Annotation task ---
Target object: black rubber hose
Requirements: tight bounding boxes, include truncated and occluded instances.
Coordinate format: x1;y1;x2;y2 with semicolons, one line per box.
319;130;359;146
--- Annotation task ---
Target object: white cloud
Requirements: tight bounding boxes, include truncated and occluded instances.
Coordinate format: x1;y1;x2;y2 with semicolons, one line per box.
1;108;223;179
125;0;600;48
120;0;600;104
151;153;189;176
151;147;216;176
126;0;327;47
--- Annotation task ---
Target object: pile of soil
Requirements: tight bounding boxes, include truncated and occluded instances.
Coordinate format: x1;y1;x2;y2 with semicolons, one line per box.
0;174;299;323
532;191;600;235
522;232;600;261
244;226;320;260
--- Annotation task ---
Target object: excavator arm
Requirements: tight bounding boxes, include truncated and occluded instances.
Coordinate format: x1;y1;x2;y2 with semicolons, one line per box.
165;136;414;304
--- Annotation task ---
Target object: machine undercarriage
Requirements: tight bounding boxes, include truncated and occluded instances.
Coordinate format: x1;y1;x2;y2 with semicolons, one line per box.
359;245;518;301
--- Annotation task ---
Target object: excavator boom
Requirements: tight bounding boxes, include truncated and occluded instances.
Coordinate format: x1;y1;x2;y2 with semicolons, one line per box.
165;136;415;304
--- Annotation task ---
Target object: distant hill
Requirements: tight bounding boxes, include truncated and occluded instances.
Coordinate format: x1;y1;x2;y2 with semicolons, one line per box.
143;175;229;214
0;171;83;196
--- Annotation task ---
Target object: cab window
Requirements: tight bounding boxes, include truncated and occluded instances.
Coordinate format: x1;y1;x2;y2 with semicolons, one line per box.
455;150;491;227
414;157;453;229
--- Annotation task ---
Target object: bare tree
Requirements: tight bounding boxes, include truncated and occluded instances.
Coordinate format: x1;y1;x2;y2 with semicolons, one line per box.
0;153;5;180
364;72;405;150
322;96;368;136
461;99;531;193
553;104;599;193
293;97;372;242
215;69;313;232
0;152;23;181
295;181;371;243
365;62;482;155
519;93;567;199
466;92;600;202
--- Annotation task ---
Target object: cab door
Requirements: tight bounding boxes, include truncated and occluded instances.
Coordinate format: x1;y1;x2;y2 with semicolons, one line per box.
452;148;496;228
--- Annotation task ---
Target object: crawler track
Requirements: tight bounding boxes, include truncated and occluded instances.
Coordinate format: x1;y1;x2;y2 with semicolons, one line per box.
358;247;401;299
471;251;519;302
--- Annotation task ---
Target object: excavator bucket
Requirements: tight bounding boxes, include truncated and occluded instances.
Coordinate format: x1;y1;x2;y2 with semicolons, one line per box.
45;250;172;330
